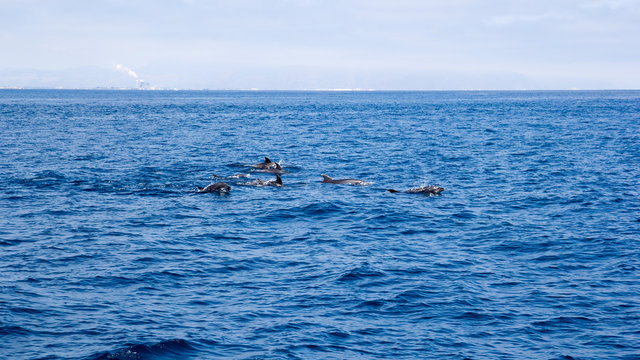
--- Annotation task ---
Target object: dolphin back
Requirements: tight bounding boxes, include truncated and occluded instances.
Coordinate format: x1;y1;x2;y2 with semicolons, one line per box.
198;182;231;193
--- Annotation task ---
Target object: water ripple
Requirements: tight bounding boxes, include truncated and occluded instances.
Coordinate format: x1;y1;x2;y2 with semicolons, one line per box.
1;90;639;359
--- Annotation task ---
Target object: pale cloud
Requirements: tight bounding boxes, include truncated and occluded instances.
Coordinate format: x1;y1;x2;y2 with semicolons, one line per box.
485;13;574;26
0;0;638;89
581;0;640;9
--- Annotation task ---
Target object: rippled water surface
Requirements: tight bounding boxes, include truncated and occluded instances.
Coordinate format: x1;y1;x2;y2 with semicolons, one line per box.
1;90;639;359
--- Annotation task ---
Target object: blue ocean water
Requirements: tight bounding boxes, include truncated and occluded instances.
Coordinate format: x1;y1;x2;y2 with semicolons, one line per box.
0;89;639;360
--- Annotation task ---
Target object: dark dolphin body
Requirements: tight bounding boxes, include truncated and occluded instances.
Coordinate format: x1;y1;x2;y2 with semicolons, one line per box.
254;163;286;174
197;182;232;193
242;174;283;187
321;174;372;186
387;186;445;195
252;157;277;169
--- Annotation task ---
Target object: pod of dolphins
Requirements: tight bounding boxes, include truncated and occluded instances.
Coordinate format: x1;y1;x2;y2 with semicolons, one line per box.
197;156;445;196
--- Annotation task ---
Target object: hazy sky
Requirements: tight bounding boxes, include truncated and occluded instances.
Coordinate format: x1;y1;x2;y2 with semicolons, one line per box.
1;0;639;89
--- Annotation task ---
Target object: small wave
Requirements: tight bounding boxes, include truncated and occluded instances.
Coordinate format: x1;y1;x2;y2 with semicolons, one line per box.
295;202;350;217
452;210;475;219
454;311;494;321
400;228;438;235
393;289;436;302
89;339;195;360
135;188;182;197
355;299;386;308
326;330;350;339
15;170;67;189
10;306;45;315
74;153;108;161
550;356;579;360
215;258;277;273
337;264;386;282
0;239;21;246
282;343;378;358
532;316;596;329
0;325;32;336
257;201;349;222
80;179;130;194
34;170;66;179
137;270;188;283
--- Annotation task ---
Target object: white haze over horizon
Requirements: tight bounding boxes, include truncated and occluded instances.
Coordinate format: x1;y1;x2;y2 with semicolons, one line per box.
1;0;639;90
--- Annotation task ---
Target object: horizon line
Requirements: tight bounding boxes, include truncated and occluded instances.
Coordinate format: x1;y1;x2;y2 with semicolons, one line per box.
2;87;639;92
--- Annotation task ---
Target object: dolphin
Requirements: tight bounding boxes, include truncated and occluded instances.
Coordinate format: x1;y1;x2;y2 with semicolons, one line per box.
387;186;445;195
321;174;372;186
197;182;232;193
254;163;286;174
252;157;277;169
243;174;283;187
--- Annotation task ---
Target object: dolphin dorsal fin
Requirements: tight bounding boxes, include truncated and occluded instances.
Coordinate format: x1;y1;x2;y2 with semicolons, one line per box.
321;174;332;182
264;157;271;163
275;163;282;170
276;174;283;185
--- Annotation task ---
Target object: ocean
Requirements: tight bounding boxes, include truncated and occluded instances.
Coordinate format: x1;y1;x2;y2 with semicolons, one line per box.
1;90;639;359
